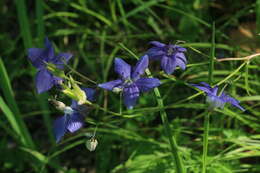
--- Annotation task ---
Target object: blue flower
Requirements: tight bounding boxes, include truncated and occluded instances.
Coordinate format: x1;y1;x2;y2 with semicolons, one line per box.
98;55;161;109
146;41;187;74
53;88;95;143
28;37;73;93
191;82;245;111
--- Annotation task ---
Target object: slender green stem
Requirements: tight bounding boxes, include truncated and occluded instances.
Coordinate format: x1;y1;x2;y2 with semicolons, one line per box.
119;92;122;115
88;103;122;117
208;22;215;85
64;63;97;84
147;70;185;173
202;111;211;173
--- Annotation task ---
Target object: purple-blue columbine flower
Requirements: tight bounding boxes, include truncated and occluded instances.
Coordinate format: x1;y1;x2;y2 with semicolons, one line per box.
98;55;161;109
146;41;187;74
191;82;245;111
28;37;73;93
53;88;95;143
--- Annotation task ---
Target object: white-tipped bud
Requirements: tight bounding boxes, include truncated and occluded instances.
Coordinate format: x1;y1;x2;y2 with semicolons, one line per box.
48;99;66;111
64;106;74;115
86;138;98;151
112;87;122;93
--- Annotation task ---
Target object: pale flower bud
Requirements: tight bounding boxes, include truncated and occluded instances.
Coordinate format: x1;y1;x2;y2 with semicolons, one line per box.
112;87;122;93
48;99;66;111
86;138;98;151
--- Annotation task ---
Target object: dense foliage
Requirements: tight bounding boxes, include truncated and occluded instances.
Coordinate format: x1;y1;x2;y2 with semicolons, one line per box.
0;0;260;173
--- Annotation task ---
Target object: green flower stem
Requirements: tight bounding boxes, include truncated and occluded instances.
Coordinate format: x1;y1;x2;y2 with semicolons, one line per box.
63;62;97;85
146;69;185;173
202;111;212;173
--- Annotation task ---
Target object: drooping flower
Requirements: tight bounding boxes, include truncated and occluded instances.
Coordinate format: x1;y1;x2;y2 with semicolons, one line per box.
146;41;187;74
191;82;245;111
53;88;95;143
28;37;73;93
98;55;161;109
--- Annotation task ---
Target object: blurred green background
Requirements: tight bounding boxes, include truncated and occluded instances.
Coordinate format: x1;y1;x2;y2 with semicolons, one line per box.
1;0;260;172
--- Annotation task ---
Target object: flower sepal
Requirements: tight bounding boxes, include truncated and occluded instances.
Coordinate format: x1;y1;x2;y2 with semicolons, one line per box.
46;62;66;79
62;77;92;106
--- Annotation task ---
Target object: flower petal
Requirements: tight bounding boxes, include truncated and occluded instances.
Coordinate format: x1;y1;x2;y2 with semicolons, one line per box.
114;58;131;79
44;37;55;61
206;95;225;110
135;78;161;92
52;76;63;85
28;48;46;69
190;83;213;95
211;86;218;96
71;100;78;110
149;41;166;47
67;113;84;133
175;57;186;70
175;45;187;52
53;115;69;143
220;93;245;111
53;53;73;69
36;69;54;93
161;56;176;74
199;82;211;88
132;55;149;80
146;47;165;60
82;88;96;102
98;79;123;91
123;84;140;109
176;52;187;63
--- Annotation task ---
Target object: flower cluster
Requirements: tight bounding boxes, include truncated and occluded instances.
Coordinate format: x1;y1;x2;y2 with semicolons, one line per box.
28;38;244;143
53;88;95;143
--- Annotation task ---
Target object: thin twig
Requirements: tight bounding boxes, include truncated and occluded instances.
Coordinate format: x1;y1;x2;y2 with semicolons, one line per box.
63;61;97;85
217;53;260;62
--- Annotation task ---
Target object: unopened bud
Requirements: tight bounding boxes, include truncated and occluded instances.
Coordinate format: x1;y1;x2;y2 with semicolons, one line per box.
112;87;122;93
48;99;66;111
86;138;98;151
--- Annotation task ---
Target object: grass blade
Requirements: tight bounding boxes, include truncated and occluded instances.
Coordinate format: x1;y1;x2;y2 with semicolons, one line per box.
202;111;211;173
36;0;45;44
0;96;34;148
202;22;215;173
70;3;112;26
14;0;32;49
0;58;35;148
208;22;215;85
256;0;260;35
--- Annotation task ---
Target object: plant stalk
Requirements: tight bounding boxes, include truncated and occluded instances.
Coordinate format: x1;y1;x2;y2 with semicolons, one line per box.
150;74;185;173
202;111;211;173
119;43;185;172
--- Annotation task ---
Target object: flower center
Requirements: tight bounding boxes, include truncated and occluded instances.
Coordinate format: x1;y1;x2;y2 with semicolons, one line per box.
167;47;175;56
124;78;133;85
206;95;225;110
